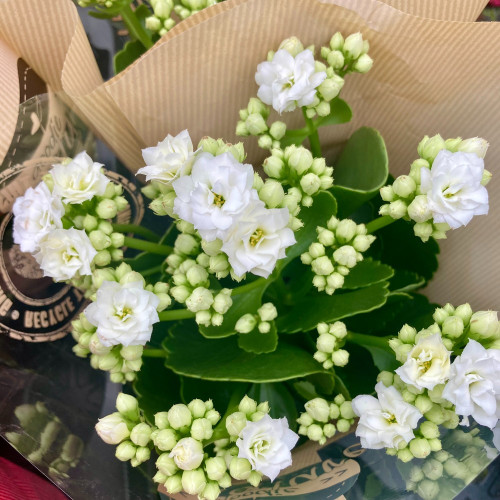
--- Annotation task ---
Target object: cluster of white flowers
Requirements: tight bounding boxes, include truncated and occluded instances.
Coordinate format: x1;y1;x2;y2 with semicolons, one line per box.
12;152;126;283
137;130;296;279
352;304;500;461
380;135;491;241
96;394;298;500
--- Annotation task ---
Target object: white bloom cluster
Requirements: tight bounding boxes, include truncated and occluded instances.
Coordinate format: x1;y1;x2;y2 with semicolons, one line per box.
12;152;128;283
138;130;296;279
380;135;491;241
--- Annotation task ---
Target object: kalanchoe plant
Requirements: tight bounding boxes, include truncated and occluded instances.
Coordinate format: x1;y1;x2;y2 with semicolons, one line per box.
11;31;499;500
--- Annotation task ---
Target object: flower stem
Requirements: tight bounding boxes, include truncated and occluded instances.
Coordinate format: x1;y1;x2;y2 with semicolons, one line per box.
123;236;173;255
142;348;167;358
365;215;395;234
112;223;160;242
302;108;322;158
142;265;163;277
120;4;153;50
346;331;391;351
158;309;196;322
231;277;268;296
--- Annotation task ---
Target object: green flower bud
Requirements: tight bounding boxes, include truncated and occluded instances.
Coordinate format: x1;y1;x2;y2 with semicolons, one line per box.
409;438;431;459
377;371;394;387
335;219;357;243
157;454;178;476
336;419;352;433
388;200;407;219
155;411;170;430
333;245;357;268
269;121;286;141
205;409;220;426
380;185;396;202
130;423;152;447
229;457;252;480
418;134;445;163
226;411;247;437
339;401;355;419
82;214;98;232
186;265;209;287
263;155;285;179
168;404;192;430
312;256;334;275
288;147;313;175
307;424;324;442
397;448;414;462
454;303;473;323
93;249;111;267
469;310;499;339
116;393;139;421
247;97;269;117
259;179;285;208
343;32;363;59
235;313;257;334
428;438;442;451
331;350;349;367
300;173;322;196
353;53;373;73
258;134;273;150
164;474;183;494
89;230;111;251
308;242;326;259
393;175;416;199
205;456;227;481
153;470;168;484
457;137;489;158
154;428;178;451
482;169;492;186
413;222;433;242
187;399;206;419
415;395;433;415
305;398;330;423
258;321;271;334
186;287;214;312
432;307;448;325
238;395;258;415
257;303;278;322
442;316;464;338
398;324;417;344
329;32;344;50
191;418;213;441
115;441;137;462
352;234;375;252
419;421;439;440
279;36;305;56
135;446;151;465
317;333;336;353
416;479;440;500
201;481;221;500
246;113;268;135
182;468;207;495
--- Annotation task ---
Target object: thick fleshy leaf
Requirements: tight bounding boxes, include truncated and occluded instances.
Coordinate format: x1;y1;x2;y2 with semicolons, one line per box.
238;322;278;354
330;127;388;218
248;383;298;431
343;259;394;289
114;40;147;74
277;282;390;333
164;322;324;382
133;357;181;424
389;269;426;293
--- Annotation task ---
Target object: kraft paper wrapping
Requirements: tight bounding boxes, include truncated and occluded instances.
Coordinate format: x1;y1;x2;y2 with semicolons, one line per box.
0;0;498;313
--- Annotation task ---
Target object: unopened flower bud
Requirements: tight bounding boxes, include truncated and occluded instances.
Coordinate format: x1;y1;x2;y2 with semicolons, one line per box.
181;468;207;495
116;393;139;421
168;404;192;430
235;314;257;334
205;456;227;481
469;310;499;339
312;256;334;275
409;438;431;459
454;303;473;323
333;245;357;268
226;411;247;437
288;147;313;175
300;173;322;196
418;134;445;163
154;428;177;451
263;155;285;179
246;113;268;136
442;316;464;338
353;53;373;73
413;222;433;241
305;398;330;423
115;441;136;461
229;457;252;480
257;303;278;322
407;195;432;223
335;219;357;243
163;474;182;494
307;424;324;442
190;418;213;441
387;200;407;219
398;324;417;344
343;32;363;59
331;349;349;366
457;137;489;158
259;180;285;208
393;175;416;198
329;32;344;50
186;287;214;313
130;423;152;447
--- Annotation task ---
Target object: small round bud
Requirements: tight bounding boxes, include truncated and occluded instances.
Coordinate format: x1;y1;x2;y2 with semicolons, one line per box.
168;404;192;430
335;219;357;243
269;121;287;141
170;437;204;471
238;395;257;415
96;199;118;219
353;53;373;73
130;423;152;447
339;401;355;419
333;245;357;268
205;456;227;481
331;349;349;367
154;429;178;451
259;180;285;208
190;418;213;441
336;419;351;433
135;446;151;465
377;371;394;387
201;481;221;500
469;310;499;339
343;32;364;59
393;175;416;198
229;457;252;480
288;147;313;175
442;316;464;338
235;313;257;334
246;113;268;135
155;411;170;430
187;399;206;419
182;468;207;495
305;398;330;423
226;411;247;437
205;409;221;426
388;200;407;219
329;32;344;50
454;303;473;323
317;333;335;353
306;424;324;442
409;438;431;459
420;421;439;440
300;173;321;195
257;303;278;322
164;474;183;494
396;448;413;462
116;393;139;421
115;441;136;461
312;256;334;275
398;324;417;344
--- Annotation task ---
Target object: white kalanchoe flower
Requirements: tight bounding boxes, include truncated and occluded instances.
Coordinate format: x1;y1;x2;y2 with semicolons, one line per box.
34;228;96;281
12;182;64;253
85;281;160;347
173;152;256;241
137;129;198;185
352;382;422;449
95;412;130;445
50;151;109;204
255;49;326;114
236;414;299;482
169;437;204;471
442;339;500;429
221;199;295;278
396;333;451;391
420;150;489;229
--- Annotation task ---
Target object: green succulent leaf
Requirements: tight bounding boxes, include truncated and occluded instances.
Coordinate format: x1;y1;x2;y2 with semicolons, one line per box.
237;322;278;354
343;258;394;289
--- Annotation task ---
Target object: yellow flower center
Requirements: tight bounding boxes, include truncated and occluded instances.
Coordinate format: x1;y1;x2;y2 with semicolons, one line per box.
250;228;264;247
212;192;225;207
114;306;133;321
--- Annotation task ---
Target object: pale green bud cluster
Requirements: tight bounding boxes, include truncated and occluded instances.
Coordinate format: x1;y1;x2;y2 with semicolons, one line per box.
174;0;219;21
297;395;355;445
236;98;287;151
313;321;349;368
301;217;375;294
320;32;373;79
405;428;490;499
6;401;83;477
143;181;176;217
235;303;278;334
198;137;246;163
98;393;153;467
379;135;491;242
145;0;176;36
64;182;128;265
78;0;122;8
263;145;333;211
71;312;145;384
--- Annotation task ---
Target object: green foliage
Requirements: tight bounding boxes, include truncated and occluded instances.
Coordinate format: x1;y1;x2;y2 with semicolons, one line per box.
330;127;389;218
164;322;324;383
114;40;147;74
342;258;394;289
237;322;278;354
277;282;390;334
